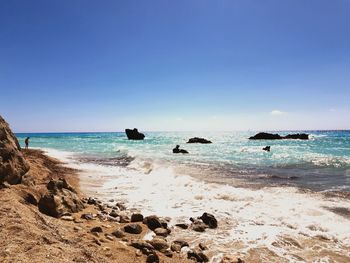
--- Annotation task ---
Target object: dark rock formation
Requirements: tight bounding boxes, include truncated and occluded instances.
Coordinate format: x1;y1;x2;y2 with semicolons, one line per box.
187;137;212;144
199;212;218;228
284;133;309;140
124;223;142;234
0;115;30;184
249;132;282;140
143;215;163;230
262;146;271;152
131;213;144;222
249;132;309;140
175;223;189;229
125;128;145;140
38;179;85;218
172;145;189;154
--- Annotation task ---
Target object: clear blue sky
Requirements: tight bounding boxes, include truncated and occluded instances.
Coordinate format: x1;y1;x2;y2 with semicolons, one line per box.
1;0;349;132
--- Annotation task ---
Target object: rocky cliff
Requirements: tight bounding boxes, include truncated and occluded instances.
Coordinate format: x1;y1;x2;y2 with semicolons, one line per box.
0;115;29;184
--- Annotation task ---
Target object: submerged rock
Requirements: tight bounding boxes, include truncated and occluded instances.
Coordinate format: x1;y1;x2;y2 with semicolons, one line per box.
284;133;309;140
125;128;145;140
0;115;29;184
187;137;212;144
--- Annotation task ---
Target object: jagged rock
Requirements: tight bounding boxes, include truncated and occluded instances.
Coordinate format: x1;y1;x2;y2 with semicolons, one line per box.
131;213;144;222
0;115;30;184
38;182;85;218
187;137;212;144
124;224;142;234
47;178;76;193
199;212;218;229
143;215;163;230
125;128;145;140
188;249;209;262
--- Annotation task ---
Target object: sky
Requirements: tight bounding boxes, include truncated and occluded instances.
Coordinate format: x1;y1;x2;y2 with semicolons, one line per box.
1;0;350;132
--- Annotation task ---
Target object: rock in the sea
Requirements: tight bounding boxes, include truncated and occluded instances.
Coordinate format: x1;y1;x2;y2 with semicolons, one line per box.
38;179;85;218
0;115;30;184
249;132;282;140
172;145;189;154
143;215;163;230
262;146;271;152
249;132;309;140
187;137;212;144
125;128;145;140
284;133;309;140
124;223;143;234
199;212;218;229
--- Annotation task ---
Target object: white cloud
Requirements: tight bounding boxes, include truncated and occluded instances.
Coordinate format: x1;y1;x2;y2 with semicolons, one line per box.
270;110;287;116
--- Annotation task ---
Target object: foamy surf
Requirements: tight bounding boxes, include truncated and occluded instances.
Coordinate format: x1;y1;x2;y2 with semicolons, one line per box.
42;147;350;263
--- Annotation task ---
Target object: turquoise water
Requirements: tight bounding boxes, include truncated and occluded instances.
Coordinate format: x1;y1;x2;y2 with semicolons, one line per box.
16;131;350;191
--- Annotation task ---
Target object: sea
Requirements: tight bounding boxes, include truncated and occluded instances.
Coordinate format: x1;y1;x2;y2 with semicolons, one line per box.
16;131;350;262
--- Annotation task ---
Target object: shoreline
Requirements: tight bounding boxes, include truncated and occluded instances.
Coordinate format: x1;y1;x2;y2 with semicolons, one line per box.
0;149;195;263
42;147;350;262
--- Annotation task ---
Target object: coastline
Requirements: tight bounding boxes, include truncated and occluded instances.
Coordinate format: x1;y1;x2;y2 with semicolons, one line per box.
42;147;350;262
0;149;192;263
2;145;349;262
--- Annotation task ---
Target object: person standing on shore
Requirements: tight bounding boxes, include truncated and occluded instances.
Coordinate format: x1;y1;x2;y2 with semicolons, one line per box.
25;137;30;149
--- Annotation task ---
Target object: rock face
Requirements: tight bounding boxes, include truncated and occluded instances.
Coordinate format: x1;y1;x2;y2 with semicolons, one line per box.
125;128;145;140
187;137;212;144
0;115;29;184
38;178;85;218
249;132;309;140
